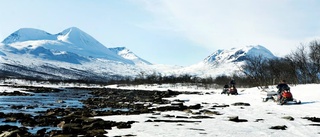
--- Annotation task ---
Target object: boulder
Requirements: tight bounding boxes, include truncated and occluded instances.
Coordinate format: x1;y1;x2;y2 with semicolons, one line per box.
269;125;287;130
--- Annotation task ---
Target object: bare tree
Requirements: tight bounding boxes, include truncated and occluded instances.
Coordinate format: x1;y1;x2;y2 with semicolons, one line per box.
241;55;271;88
267;58;298;84
309;40;320;83
286;45;316;83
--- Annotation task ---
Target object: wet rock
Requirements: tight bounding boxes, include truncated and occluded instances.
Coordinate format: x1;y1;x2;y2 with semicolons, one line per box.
192;111;201;115
302;117;320;123
123;134;136;136
10;105;24;109
0;112;5;118
56;100;66;103
154;104;187;111
4;117;17;122
0;91;33;96
189;104;201;109
163;114;175;118
33;115;59;126
211;104;229;108
57;121;65;129
282;116;294;121
231;102;250;106
117;122;132;129
148;119;201;123
309;124;320;126
0;125;31;137
254;119;264;122
36;128;47;136
0;130;20;137
200;109;223;115
85;129;107;136
228;116;248;122
172;99;188;103
183;109;192;113
6;113;33;122
189;128;205;131
190;115;214;119
166;89;181;97
145;119;153;122
269;125;287;130
176;116;189;119
82;119;116;130
25;105;35;109
62;123;83;134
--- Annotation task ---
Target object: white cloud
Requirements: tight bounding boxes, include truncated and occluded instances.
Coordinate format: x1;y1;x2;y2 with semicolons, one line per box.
137;0;320;56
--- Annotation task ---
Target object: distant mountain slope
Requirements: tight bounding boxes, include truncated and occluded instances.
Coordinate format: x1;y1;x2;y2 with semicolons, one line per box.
109;47;152;65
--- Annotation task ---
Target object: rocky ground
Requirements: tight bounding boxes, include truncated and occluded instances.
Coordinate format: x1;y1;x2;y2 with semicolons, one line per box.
0;86;203;137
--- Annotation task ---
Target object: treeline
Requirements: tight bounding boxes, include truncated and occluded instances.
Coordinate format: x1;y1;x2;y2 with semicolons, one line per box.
242;40;320;87
107;73;254;88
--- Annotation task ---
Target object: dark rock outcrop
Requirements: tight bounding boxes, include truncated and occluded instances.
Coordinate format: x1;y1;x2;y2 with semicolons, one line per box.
231;102;250;106
228;116;248;122
269;125;287;130
302;117;320;123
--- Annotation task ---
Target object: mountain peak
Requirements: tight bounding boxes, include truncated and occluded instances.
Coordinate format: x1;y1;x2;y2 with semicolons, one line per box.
60;27;85;35
2;28;54;44
204;45;276;64
57;27;94;43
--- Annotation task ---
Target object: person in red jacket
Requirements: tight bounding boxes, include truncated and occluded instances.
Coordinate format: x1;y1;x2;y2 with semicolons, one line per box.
276;80;290;100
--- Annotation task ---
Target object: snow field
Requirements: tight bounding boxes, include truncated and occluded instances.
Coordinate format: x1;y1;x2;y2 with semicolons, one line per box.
97;84;320;137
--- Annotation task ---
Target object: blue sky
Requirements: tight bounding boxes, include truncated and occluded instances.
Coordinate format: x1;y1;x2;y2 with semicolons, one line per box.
1;0;320;66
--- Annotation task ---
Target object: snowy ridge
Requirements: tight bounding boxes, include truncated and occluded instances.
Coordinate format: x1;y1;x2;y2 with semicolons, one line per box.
109;47;152;65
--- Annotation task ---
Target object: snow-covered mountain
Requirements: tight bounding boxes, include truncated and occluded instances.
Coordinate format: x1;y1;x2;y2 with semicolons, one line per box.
203;45;276;64
0;27;278;81
0;27;155;81
1;27;132;64
168;45;277;77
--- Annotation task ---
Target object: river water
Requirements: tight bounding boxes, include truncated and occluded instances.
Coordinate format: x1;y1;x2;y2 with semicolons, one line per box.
0;88;92;115
0;88;92;133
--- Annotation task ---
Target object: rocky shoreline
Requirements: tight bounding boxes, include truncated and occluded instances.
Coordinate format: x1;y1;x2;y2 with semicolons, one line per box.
0;86;201;136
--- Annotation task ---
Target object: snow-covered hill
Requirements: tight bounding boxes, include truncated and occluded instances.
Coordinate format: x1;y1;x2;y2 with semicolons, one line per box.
109;47;152;65
169;45;277;77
